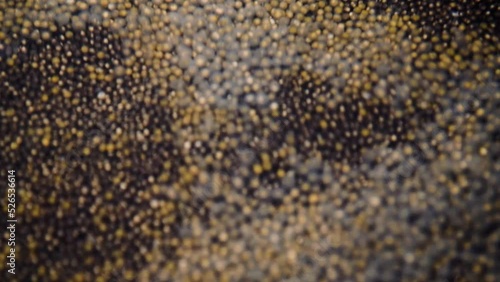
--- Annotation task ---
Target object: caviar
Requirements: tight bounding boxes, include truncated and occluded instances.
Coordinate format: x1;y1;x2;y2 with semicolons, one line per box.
1;1;498;281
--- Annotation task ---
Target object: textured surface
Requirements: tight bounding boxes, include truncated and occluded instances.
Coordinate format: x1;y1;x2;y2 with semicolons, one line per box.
0;0;499;281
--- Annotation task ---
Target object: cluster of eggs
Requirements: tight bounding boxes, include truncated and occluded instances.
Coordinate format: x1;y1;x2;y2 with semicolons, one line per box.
1;0;498;281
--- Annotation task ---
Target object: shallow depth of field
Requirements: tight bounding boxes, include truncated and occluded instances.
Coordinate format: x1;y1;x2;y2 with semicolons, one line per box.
0;1;498;281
